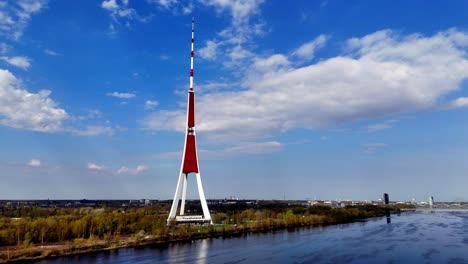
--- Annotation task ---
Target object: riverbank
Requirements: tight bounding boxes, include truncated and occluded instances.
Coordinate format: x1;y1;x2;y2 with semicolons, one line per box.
28;210;468;264
0;205;406;263
0;205;405;263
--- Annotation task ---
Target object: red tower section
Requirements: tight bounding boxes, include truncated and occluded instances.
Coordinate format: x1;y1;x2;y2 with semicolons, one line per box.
183;134;199;173
182;91;199;173
187;92;195;127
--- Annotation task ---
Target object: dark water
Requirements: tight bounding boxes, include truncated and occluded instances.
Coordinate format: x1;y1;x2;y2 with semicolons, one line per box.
36;210;468;264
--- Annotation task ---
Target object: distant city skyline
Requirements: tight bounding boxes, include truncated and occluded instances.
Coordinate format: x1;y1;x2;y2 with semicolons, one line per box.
1;0;468;202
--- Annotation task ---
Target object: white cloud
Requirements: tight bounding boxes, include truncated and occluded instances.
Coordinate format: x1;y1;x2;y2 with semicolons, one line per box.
0;69;112;136
145;100;158;110
221;141;283;155
292;34;328;60
155;141;283;160
201;0;263;26
72;125;114;136
367;119;397;132
107;92;136;99
448;97;468;108
0;0;47;40
182;2;193;14
116;165;148;175
102;0;119;10
149;0;178;9
44;49;62;56
77;109;102;120
197;81;230;92
0;69;68;132
87;162;105;171
224;45;255;67
198;40;219;60
0;43;9;54
198;0;265;67
1;56;31;69
28;159;41;167
143;29;468;143
251;54;290;73
147;0;194;15
101;0;138;32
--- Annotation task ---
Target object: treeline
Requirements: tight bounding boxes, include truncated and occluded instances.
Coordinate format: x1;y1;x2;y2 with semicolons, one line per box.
0;206;168;246
0;204;397;248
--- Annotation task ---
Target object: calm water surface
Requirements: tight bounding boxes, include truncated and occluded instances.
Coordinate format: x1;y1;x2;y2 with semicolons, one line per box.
37;210;468;264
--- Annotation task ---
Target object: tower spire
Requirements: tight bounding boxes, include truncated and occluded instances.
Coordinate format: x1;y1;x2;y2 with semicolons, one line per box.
189;17;194;92
167;18;212;225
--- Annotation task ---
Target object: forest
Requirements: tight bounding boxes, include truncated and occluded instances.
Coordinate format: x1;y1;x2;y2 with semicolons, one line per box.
0;204;403;262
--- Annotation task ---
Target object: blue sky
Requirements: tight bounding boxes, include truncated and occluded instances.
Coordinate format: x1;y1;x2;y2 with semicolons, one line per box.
1;0;468;201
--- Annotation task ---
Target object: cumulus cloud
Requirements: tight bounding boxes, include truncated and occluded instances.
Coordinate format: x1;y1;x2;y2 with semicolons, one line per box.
201;0;263;26
146;0;194;15
198;40;219;60
28;159;41;167
0;69;112;136
198;0;265;66
107;92;136;99
116;165;148;175
143;29;468;143
102;0;119;10
101;0;140;32
1;56;31;69
149;0;178;9
145;100;158;110
0;0;47;40
87;162;105;171
0;69;68;132
292;34;328;60
250;54;290;74
197;81;231;93
448;97;468;108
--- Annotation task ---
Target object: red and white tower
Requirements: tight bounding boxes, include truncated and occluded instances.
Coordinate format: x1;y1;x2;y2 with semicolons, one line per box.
167;18;212;225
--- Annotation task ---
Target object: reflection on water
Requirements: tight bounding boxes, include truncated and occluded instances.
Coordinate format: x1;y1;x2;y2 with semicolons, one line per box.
385;210;391;224
196;238;208;264
36;211;468;264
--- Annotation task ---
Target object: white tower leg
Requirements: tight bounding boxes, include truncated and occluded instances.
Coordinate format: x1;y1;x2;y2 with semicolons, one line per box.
168;171;184;224
196;173;212;223
180;174;188;215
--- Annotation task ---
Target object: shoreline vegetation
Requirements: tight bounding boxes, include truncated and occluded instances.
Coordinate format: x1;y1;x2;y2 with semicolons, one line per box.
0;204;411;263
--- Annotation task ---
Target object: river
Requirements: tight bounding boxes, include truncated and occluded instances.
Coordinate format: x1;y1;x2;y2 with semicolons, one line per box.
36;210;468;263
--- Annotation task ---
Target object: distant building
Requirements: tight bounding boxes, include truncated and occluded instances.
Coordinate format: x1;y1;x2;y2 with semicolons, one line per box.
383;193;390;205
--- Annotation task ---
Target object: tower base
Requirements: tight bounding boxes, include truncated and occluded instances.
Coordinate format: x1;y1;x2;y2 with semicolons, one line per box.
167;172;212;226
170;215;212;225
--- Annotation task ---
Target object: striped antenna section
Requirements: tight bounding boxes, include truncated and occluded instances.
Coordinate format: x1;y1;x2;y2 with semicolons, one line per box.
189;17;195;91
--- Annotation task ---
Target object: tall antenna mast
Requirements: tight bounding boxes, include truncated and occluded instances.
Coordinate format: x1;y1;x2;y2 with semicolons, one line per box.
190;17;194;92
167;18;212;225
